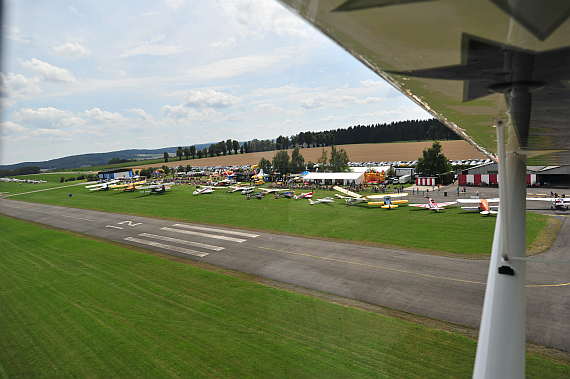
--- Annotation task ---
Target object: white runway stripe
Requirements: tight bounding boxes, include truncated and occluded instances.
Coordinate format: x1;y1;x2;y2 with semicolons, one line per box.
124;237;208;257
138;233;224;251
160;227;246;243
172;224;259;238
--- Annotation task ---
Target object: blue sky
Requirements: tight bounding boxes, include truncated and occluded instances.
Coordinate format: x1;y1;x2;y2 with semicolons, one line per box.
1;0;431;165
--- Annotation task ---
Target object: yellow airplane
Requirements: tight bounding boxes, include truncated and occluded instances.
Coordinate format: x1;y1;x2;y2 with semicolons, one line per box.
333;186;408;209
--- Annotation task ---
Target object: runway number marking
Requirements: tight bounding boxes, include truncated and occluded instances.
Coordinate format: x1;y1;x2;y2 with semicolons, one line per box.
160;227;247;243
118;220;142;226
106;225;123;229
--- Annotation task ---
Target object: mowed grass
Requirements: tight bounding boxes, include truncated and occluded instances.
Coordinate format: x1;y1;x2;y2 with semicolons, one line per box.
3;182;550;256
1;216;567;378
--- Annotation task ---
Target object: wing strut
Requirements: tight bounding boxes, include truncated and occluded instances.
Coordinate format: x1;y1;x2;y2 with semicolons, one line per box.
473;118;527;378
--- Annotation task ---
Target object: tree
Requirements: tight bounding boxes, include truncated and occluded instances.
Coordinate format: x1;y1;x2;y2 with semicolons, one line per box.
329;145;350;172
208;145;215;157
189;145;196;159
226;139;233;155
163;151;169;163
258;157;272;174
290;147;305;173
272;150;290;174
176;146;183;161
183;147;190;160
232;140;240;155
416;141;452;176
197;149;203;159
317;148;328;167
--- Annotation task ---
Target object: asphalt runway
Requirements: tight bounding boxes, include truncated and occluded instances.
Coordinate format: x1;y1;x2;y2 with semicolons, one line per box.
1;188;569;351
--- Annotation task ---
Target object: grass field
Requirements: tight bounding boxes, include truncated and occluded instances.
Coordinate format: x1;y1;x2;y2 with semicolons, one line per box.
1;216;568;378
1;181;552;256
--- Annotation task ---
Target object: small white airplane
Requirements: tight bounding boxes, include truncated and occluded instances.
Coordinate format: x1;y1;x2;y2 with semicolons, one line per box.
294;191;313;200
193;186;214;195
333;186;408;209
409;198;457;212
456;198;500;215
308;197;334;205
85;180;119;189
526;196;570;210
227;185;250;193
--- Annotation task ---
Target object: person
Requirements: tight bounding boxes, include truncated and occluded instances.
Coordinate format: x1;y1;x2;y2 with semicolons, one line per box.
476;190;479;197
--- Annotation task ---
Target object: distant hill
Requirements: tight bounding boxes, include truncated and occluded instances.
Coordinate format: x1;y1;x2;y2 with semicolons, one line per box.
1;144;212;171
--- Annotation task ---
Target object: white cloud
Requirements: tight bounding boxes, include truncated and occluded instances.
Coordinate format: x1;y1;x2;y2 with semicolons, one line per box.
53;42;91;57
30;128;73;140
120;34;184;58
209;37;237;49
1;73;42;106
161;105;222;123
180;89;241;109
20;58;76;82
13;107;85;128
165;0;186;10
68;5;83;18
189;53;290;80
127;108;157;124
253;103;299;115
81;108;130;125
217;0;309;38
1;121;29;136
4;25;30;43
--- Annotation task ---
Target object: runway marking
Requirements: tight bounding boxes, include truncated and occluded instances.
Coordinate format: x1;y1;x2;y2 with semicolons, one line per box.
118;220;142;226
161;227;246;243
172;224;259;238
124;237;208;257
138;233;224;251
106;225;123;229
59;214;95;222
259;247;570;288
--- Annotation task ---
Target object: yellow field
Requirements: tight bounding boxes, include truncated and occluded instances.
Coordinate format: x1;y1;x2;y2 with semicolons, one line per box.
128;140;489;170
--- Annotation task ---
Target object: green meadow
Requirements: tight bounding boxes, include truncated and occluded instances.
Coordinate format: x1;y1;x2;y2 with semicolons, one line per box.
1;180;552;256
1;216;567;378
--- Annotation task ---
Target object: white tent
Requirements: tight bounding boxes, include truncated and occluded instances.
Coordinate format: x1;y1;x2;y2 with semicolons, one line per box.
302;172;365;185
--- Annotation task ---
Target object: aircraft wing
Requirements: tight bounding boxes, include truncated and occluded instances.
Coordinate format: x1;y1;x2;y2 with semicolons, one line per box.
408;203;431;208
367;193;408;200
278;0;570;165
333;186;362;198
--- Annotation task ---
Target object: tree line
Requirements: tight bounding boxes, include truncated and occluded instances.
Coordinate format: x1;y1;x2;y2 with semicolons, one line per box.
0;166;41;177
163;119;459;162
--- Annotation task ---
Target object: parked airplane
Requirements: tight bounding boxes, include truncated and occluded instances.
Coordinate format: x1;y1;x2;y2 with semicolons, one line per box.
456;198;500;215
333;186;408;208
227;185;250;193
308;197;334;205
246;192;265;200
409;198;457;212
526;196;570;210
193;186;214;195
293;191;313;200
275;191;295;199
139;183;172;195
111;179;148;192
259;188;291;194
86;180;120;191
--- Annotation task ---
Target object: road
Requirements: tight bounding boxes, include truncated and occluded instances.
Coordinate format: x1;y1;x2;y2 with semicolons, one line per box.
1;190;568;351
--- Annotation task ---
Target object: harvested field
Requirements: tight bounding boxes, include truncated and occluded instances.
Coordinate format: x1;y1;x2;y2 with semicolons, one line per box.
128;140;489;170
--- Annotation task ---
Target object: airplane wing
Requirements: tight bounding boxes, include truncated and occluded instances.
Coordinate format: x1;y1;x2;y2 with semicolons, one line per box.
408;203;431;208
333;186;362;198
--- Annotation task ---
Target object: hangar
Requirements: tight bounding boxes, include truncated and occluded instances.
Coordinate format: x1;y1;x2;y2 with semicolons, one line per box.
302;171;365;185
458;163;570;187
98;168;133;181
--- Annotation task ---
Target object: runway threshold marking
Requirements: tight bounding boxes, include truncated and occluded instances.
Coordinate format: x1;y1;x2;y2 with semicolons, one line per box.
259;247;570;288
124;237;208;257
160;227;246;243
172;224;259;238
138;233;224;251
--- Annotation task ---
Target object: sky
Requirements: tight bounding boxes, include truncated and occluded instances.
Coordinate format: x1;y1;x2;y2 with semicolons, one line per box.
1;0;431;165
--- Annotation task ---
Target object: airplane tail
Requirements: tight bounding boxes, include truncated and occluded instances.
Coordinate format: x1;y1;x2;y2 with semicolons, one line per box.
308;199;315;205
